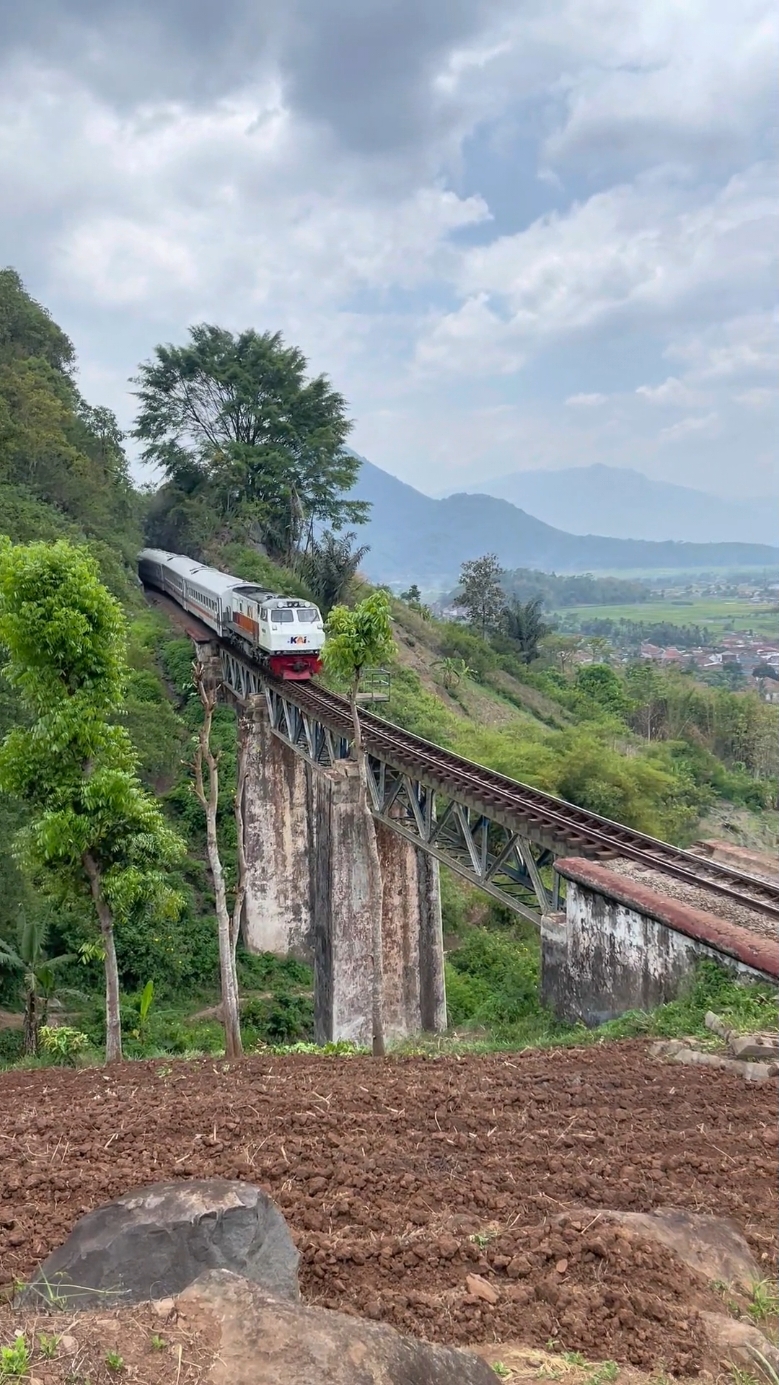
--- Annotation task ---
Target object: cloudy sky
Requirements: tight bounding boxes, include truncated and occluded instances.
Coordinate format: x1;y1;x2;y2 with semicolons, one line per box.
1;0;776;499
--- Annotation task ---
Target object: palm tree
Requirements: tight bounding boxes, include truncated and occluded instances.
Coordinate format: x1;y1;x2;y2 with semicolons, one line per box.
0;912;77;1056
502;596;550;664
297;530;369;614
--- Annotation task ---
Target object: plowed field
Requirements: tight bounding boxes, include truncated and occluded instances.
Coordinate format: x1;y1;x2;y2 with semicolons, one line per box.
1;1044;776;1374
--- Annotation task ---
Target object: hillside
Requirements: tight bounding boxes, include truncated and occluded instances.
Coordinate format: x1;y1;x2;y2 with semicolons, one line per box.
454;464;774;546
347;457;779;585
0;273;776;1069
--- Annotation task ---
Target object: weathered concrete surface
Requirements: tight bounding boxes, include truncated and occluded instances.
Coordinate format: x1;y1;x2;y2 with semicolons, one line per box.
377;819;447;1041
542;859;777;1026
692;838;779;886
176;1268;498;1385
240;701;314;960
313;764;447;1045
313;762;375;1046
23;1181;299;1311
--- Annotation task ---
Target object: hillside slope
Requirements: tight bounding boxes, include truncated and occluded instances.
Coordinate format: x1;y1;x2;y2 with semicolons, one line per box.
454;464;773;545
348;457;779;584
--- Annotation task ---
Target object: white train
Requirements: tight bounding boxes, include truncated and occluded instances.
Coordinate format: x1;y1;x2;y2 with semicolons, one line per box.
138;548;325;681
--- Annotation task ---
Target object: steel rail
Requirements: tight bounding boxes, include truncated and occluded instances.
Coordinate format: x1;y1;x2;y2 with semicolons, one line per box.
270;675;779;921
141;587;778;922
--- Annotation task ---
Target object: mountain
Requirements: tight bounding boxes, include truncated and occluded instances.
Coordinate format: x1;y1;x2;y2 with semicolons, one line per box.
348;457;779;585
452;464;774;545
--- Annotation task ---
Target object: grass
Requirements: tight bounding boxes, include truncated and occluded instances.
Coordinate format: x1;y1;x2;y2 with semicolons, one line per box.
555;598;779;635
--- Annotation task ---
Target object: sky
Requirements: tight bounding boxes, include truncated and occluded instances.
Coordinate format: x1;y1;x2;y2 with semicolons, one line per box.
1;0;777;500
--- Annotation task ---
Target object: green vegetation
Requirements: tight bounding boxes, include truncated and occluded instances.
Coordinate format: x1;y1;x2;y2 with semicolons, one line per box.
135;323;367;562
556;598;778;636
0;272;776;1070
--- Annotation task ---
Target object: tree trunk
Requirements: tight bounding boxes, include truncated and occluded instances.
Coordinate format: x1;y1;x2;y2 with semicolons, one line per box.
22;985;38;1057
351;671;385;1058
193;667;243;1061
83;852;122;1063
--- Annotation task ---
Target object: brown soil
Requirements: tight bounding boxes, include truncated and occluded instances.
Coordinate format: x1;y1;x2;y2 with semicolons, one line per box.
0;1043;776;1374
0;1300;218;1384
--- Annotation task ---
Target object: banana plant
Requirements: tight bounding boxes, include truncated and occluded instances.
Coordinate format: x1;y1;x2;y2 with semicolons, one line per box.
0;911;80;1056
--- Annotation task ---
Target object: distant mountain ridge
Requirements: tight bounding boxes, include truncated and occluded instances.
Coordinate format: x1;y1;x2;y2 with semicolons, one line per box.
347;457;779;585
451;464;774;545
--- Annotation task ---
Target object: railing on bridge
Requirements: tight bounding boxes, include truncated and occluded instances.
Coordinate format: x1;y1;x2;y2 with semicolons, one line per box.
355;667;391;703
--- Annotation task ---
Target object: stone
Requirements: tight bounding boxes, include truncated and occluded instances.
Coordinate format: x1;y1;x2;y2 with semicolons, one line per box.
506;1255;532;1279
465;1274;500;1304
701;1311;779;1375
565;1208;761;1292
729;1034;779;1062
176;1268;498;1384
23;1180;299;1311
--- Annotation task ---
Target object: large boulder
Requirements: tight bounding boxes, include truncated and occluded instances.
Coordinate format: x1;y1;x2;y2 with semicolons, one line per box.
594;1208;762;1291
23;1180;299;1311
176;1269;498;1385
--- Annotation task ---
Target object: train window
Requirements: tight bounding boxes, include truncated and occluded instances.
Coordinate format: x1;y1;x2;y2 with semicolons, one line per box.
271;608;294;622
297;607;318;622
260;607;268;620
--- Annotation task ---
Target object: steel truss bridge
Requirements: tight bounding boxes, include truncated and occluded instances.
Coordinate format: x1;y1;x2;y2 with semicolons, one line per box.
218;645;779;927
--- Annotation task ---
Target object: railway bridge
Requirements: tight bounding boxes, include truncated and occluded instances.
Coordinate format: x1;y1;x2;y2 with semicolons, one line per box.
158;594;779;1044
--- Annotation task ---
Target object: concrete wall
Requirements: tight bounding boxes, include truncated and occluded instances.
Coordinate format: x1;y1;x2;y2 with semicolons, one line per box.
541;858;778;1026
240;702;314;960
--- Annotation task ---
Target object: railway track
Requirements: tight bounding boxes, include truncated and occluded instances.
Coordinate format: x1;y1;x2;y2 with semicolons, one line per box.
277;676;779;922
142;588;779;922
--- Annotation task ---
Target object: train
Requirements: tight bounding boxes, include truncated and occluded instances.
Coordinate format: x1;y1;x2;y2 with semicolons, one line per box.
138;548;325;680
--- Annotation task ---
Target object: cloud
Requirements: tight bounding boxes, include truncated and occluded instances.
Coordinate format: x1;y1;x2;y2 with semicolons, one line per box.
636;376;702;406
0;0;776;501
734;386;777;408
659;412;719;443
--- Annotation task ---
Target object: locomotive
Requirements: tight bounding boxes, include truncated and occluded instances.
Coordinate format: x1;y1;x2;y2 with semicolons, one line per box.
138;548;325;680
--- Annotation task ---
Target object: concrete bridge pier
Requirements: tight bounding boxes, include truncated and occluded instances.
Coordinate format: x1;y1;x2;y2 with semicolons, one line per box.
239;700;313;960
310;762;447;1046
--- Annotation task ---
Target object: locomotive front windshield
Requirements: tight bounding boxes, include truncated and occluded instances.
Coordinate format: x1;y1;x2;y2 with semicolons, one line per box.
271;608;294;622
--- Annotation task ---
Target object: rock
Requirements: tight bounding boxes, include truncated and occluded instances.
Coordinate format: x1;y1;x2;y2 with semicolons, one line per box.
570;1209;761;1292
701;1311;779;1377
729;1035;779;1062
23;1180;299;1311
465;1274;500;1304
176;1268;498;1384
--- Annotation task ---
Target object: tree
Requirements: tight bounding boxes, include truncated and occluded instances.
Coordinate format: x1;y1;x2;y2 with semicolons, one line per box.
296;529;369;614
0;911;78;1056
502;595;550;664
454;554;504;640
324;592;396;1056
400;584;421;604
0;540;185;1062
133;325;369;562
192;660;248;1060
575;663;630;718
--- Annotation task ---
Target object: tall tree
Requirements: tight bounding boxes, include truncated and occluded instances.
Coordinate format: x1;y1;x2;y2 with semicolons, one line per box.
502;595;550;664
454;554;504;640
0;540;185;1062
296;529;369;614
324;592;395;1056
192;661;248;1061
133;325;369;561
